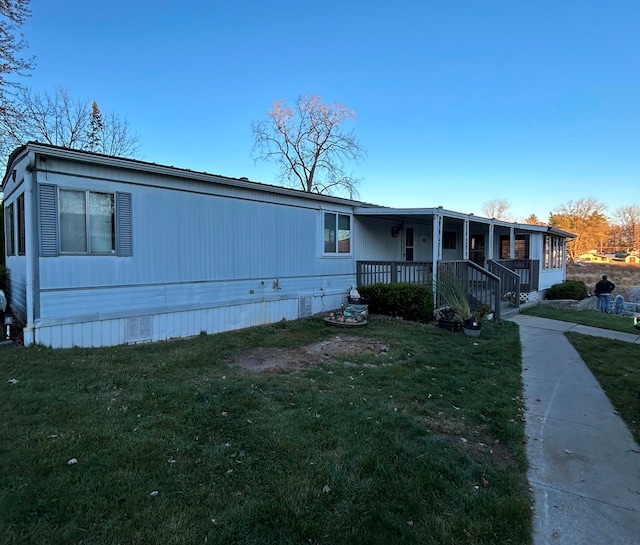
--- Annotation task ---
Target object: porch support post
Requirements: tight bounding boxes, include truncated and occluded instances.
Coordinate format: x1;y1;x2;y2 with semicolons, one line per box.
510;227;515;259
463;219;470;260
432;213;443;303
433;213;443;263
487;224;494;260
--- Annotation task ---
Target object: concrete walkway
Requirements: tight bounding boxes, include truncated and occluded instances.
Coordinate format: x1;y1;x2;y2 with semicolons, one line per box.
508;315;640;545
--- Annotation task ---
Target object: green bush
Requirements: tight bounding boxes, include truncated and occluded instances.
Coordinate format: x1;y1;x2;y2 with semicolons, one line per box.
357;282;434;322
546;280;588;301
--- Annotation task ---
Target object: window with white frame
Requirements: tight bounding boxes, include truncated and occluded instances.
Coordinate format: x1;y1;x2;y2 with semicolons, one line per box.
324;212;351;254
39;184;132;257
60;189;115;254
543;235;563;269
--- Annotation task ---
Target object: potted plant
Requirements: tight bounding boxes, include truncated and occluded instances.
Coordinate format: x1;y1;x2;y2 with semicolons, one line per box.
435;267;480;336
434;306;462;332
474;303;494;323
461;315;482;338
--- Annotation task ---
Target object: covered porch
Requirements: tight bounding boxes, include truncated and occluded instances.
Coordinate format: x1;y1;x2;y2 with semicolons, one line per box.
352;206;546;319
355;259;538;319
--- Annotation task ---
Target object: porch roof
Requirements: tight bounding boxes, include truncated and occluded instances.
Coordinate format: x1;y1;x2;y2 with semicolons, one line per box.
352;206;576;239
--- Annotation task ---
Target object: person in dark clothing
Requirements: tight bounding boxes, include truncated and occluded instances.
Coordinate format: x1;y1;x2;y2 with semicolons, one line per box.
594;275;615;313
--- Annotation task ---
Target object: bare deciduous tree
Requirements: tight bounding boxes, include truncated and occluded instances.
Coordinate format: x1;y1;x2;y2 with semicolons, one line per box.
96;109;140;157
612;204;640;251
0;0;34;107
481;199;511;220
252;94;365;197
0;86;140;163
2;86;88;149
549;198;609;261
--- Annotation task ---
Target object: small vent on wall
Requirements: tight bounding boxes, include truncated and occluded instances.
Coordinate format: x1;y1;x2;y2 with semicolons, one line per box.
298;296;312;318
125;316;152;343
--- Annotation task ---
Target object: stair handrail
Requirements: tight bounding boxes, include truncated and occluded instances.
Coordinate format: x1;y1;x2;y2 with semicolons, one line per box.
465;261;502;319
438;260;502;320
487;259;521;309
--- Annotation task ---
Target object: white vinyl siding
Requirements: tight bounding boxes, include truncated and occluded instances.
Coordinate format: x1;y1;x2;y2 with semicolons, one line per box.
15;146;359;347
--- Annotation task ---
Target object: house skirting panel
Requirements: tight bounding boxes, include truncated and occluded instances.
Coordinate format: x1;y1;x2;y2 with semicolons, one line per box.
7;279;28;324
29;291;347;348
527;290;545;303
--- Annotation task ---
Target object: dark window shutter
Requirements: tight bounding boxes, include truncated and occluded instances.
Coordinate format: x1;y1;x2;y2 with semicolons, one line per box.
39;183;59;257
116;192;132;257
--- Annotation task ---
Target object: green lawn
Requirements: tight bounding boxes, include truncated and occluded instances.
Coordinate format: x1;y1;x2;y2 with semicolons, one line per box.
566;332;640;444
522;305;639;334
522;306;639;441
0;317;531;545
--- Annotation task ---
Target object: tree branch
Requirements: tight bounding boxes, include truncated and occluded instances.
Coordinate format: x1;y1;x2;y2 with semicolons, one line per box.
252;94;366;197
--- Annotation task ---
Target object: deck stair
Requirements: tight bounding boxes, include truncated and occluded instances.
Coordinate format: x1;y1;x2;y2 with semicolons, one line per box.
469;288;520;320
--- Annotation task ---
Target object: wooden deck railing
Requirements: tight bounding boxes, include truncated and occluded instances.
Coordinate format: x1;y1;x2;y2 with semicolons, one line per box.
488;260;521;310
437;261;502;318
356;259;509;319
356;261;433;286
494;259;539;291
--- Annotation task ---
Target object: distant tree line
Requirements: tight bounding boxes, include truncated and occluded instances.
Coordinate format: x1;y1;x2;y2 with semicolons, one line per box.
551;201;640;260
482;198;640;262
0;1;140;173
0;86;140;165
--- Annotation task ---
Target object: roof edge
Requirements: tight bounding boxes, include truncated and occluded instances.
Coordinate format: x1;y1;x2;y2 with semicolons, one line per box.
4;142;380;208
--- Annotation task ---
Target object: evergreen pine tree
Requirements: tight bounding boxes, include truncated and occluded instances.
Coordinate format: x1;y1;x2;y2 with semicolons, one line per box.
87;101;104;152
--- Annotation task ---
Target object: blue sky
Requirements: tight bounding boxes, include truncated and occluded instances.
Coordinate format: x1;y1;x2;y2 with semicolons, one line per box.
19;0;640;221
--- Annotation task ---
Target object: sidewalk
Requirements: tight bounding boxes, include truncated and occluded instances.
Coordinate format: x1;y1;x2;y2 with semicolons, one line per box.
508;315;640;545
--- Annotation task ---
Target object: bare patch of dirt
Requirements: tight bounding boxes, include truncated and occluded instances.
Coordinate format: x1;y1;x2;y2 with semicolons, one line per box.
227;335;391;373
429;424;517;470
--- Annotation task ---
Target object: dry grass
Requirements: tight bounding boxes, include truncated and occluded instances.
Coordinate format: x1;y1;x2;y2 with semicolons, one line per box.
567;263;640;301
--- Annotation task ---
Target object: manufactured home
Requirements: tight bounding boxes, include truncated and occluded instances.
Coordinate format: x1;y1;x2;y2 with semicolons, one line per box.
2;143;574;348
